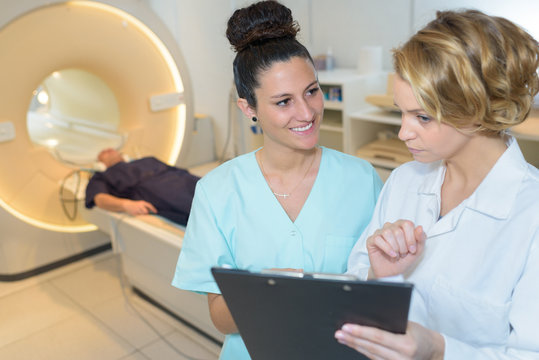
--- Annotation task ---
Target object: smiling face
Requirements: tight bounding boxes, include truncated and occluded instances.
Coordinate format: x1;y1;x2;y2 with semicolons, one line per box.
241;56;323;152
394;74;472;163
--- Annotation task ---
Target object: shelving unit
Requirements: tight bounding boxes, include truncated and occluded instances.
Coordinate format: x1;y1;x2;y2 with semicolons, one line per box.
349;107;539;179
317;69;387;153
348;109;405;180
348;108;401;151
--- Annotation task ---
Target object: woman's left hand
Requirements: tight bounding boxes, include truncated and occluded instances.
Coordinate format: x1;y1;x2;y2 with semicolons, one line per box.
335;321;445;360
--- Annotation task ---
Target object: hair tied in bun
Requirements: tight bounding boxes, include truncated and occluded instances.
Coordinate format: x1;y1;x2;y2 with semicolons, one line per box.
227;0;299;53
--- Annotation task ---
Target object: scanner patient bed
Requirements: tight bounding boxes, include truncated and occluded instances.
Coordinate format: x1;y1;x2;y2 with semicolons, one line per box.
80;161;223;342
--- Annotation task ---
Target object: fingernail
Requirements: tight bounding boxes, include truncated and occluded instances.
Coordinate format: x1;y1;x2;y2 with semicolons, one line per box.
409;245;416;253
335;331;344;339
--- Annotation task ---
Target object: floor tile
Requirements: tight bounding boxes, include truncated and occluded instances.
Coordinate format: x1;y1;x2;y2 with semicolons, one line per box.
140;331;218;360
119;351;151;360
0;313;134;360
90;292;175;349
0;282;80;348
128;294;222;356
50;254;125;309
165;330;220;359
0;251;219;360
170;330;220;358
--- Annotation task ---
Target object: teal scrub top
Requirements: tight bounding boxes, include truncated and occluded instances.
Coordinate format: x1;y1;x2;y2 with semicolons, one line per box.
172;147;382;360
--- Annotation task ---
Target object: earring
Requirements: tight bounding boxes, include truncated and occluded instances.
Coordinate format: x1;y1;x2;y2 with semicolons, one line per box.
252;116;257;122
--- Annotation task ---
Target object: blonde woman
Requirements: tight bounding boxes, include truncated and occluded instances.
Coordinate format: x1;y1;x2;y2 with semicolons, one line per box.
339;9;539;359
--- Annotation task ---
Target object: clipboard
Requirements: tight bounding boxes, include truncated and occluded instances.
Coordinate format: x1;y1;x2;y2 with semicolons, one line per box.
211;267;413;360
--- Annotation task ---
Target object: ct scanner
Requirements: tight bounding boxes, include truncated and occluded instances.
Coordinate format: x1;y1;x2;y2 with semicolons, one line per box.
0;0;223;343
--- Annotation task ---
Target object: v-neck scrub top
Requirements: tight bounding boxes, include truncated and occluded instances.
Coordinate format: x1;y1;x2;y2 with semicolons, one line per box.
347;137;539;358
172;147;383;360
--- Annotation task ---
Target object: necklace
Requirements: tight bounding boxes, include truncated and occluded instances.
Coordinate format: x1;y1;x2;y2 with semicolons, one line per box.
258;148;318;199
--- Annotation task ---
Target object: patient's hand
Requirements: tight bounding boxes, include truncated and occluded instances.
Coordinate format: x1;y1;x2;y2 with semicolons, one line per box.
94;193;157;216
123;199;158;216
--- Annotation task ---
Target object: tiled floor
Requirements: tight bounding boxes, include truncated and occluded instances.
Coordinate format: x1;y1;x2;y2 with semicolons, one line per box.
0;250;221;360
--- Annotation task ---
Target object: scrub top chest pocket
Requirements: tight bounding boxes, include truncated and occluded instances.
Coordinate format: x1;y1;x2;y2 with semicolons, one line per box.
322;235;357;273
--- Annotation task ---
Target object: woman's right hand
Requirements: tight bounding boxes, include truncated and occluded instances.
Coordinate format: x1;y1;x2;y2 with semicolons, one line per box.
366;220;426;279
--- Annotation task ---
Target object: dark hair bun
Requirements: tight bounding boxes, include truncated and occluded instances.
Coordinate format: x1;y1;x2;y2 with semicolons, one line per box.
226;0;299;53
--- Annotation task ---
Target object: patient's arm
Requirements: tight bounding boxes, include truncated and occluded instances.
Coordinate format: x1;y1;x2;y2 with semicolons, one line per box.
207;293;238;334
94;193;158;216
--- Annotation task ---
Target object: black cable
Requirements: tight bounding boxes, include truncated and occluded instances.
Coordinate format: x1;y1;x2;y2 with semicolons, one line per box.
59;169;81;221
59;168;97;221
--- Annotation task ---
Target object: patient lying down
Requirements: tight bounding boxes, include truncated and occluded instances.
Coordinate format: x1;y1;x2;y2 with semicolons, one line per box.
85;148;200;226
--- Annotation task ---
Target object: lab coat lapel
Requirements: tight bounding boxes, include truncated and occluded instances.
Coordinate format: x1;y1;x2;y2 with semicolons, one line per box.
415;137;525;239
415;162;461;238
463;138;524;220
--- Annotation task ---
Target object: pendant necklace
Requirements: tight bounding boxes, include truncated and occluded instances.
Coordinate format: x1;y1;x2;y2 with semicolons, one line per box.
258;148;318;199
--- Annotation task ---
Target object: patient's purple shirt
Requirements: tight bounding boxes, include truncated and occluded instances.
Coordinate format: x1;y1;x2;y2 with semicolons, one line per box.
85;157;199;226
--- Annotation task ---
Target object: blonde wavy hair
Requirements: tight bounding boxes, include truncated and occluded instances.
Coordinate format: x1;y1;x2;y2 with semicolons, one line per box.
393;9;539;135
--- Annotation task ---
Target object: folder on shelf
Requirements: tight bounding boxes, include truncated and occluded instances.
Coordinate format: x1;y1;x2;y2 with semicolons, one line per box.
356;138;413;169
364;72;400;112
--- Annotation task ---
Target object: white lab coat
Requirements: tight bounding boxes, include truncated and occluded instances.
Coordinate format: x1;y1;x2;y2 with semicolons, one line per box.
347;137;539;359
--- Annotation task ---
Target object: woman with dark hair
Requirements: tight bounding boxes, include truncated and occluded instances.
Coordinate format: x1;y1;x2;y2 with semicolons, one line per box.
172;1;382;358
338;9;539;359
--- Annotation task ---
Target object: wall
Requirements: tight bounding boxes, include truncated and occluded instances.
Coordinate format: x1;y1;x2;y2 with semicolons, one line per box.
413;0;539;108
147;0;538;159
308;0;412;70
147;0;413;159
147;0;235;159
413;0;539;37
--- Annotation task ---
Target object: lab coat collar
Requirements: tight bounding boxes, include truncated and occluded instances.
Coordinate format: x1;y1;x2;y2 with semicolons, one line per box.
417;137;526;220
465;137;526;219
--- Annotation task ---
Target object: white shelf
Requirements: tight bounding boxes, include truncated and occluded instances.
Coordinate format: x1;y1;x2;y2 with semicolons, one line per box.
350;107;539;170
348;108;404;175
349;108;401;126
318;69;384;84
324;100;343;110
317;69;387;153
320;123;343;133
361;156;405;170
